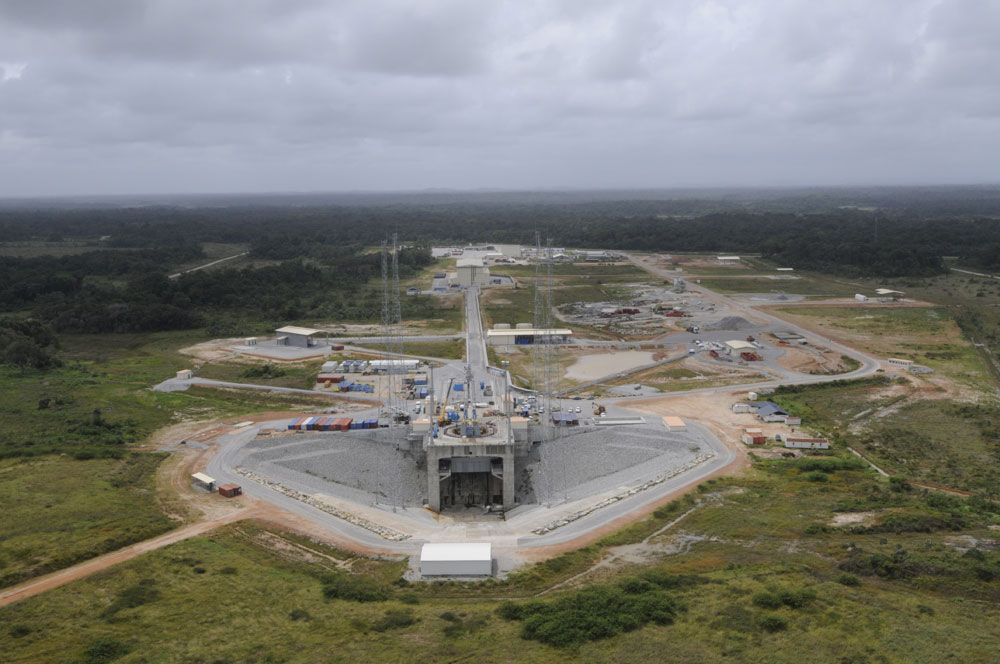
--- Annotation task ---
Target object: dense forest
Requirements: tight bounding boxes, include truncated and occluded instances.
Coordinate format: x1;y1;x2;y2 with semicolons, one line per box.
2;190;1000;335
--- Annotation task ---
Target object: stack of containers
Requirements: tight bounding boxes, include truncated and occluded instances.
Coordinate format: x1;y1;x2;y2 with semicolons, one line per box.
287;417;307;430
366;418;379;429
349;420;362;430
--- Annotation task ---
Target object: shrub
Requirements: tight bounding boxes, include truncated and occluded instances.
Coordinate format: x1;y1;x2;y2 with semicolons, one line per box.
618;577;657;594
100;582;161;619
639;569;705;590
241;363;286;379
372;608;417;632
399;592;420;604
218;566;238;575
498;584;678;648
83;637;131;663
752;592;783;609
9;623;31;638
653;500;682;519
321;572;389;602
837;574;860;586
805;471;829;482
780;588;817;608
759;615;788;633
289;609;312;621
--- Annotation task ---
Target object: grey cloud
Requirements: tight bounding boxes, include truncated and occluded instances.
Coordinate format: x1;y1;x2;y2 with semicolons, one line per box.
1;0;999;196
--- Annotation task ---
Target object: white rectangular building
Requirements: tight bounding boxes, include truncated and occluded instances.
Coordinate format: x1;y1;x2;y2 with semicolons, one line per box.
662;416;687;432
725;340;756;355
455;259;491;287
420;542;492;576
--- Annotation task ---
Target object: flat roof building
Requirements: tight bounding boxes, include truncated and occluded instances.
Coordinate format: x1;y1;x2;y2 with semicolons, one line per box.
725;340;756;354
420;542;492;576
455;259;491;287
662;416;687;431
275;326;324;348
486;328;572;346
191;472;215;492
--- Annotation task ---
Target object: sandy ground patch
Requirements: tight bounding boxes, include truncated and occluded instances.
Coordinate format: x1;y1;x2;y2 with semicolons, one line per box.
775;344;851;374
830;511;880;527
180;338;244;364
564;351;654;381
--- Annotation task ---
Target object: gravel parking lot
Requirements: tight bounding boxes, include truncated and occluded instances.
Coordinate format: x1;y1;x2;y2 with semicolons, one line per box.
524;424;709;504
236;421;710;510
240;431;424;507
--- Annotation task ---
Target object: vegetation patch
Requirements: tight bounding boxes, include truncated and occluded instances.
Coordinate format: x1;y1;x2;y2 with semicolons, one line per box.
497;581;679;648
0;454;173;588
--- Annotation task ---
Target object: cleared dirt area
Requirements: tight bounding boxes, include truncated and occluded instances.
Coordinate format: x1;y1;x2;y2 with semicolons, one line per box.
564;351;655;381
180;338;244;363
763;304;987;401
775;344;852;374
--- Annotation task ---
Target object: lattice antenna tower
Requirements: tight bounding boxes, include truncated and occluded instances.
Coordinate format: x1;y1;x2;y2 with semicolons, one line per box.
532;232;545;414
377;235;405;509
543;236;555;415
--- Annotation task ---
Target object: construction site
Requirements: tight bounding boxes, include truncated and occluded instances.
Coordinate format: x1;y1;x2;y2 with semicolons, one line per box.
144;240;885;578
205;236;718;523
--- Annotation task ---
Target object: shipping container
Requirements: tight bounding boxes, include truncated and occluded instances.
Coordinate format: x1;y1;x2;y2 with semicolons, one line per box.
218;483;242;498
454;384;464;391
288;417;306;431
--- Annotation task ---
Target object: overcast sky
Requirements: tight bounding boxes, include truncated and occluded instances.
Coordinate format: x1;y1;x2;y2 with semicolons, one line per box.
1;0;998;196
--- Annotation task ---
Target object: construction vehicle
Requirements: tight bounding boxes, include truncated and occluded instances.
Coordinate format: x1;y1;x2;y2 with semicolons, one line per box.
436;378;455;426
593;404;606;416
746;335;756;342
740;352;763;361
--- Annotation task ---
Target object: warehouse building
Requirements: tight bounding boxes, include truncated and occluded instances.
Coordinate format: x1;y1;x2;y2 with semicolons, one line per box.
725;340;756;355
663;416;687;432
486;328;573;346
191;472;215;492
275;326;325;348
455;258;491;287
420;542;492;576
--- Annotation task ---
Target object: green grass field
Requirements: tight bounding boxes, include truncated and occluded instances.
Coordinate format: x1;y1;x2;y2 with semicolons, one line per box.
846;400;1000;492
772;305;992;392
0;454;173;589
698;274;862;297
3;456;999;663
354;338;466;361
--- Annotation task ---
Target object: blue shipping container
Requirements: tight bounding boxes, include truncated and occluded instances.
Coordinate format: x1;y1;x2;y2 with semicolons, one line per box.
454;384;464;391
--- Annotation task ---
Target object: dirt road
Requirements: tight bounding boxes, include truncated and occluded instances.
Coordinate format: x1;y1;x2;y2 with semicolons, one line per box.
0;510;254;608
